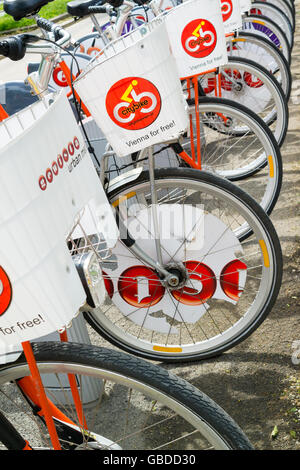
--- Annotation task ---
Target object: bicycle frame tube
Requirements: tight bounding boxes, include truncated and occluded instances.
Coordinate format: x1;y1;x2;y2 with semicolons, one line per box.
18;331;87;429
24;20;71;99
21;341;62;450
15;335;90;450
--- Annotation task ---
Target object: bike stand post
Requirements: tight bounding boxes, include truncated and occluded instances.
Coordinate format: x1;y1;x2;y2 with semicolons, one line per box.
21;341;61;450
192;75;202;169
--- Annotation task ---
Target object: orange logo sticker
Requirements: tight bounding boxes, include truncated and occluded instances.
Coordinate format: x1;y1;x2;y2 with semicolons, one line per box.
181;19;217;59
118;266;165;308
105;77;161;131
221;0;233;22
0;267;12;316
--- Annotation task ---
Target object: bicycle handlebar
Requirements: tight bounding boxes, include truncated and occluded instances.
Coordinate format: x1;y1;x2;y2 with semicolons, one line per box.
0;36;26;61
67;0;150;18
0;0;150;61
0;20;71;61
88;5;108;13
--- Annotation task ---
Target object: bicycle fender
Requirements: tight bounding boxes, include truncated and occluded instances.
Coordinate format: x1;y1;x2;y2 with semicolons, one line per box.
107;167;143;195
0;80;38;116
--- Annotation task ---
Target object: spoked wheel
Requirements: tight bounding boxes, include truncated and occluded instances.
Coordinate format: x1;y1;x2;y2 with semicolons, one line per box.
200;57;289;146
249;2;293;48
268;0;295;31
242;14;291;64
0;342;253;450
84;167;282;362
227;31;292;100
146;96;282;217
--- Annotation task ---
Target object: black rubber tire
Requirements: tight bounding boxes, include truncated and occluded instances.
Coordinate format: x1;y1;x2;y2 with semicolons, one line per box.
5;341;254;450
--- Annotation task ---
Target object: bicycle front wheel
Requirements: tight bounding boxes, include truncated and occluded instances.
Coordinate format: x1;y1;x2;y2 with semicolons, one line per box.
242;14;291;64
201;57;289;146
249;2;293;47
228;31;292;100
85;167;282;362
176;96;283;217
0;342;253;450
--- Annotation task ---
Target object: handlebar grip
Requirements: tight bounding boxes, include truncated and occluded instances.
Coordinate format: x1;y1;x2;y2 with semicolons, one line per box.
36;17;55;32
0;36;26;61
0;41;9;57
88;5;107;13
105;0;124;7
36;17;67;42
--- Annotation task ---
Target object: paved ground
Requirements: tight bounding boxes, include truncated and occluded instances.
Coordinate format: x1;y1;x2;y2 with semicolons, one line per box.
0;6;299;450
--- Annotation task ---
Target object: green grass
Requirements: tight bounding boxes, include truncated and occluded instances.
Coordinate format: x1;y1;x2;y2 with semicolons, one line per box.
0;0;69;32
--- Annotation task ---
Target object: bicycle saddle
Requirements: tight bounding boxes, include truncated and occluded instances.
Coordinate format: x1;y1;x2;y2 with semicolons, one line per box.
3;0;53;21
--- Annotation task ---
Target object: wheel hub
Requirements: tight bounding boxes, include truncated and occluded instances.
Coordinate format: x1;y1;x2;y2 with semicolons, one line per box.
163;263;188;290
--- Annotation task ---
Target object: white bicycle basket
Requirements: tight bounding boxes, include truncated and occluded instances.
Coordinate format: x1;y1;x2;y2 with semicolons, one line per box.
164;0;228;79
239;0;252;14
74;18;188;158
0;91;118;354
220;0;243;34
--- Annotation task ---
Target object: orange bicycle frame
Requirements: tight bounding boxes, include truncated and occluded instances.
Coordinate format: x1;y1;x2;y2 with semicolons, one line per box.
18;332;88;450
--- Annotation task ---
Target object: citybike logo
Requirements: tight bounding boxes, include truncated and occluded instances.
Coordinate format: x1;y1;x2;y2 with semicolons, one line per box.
106;77;162;131
221;0;233;22
52;66;69;88
181;19;217;59
38;136;82;191
0;267;12;317
104;259;247;308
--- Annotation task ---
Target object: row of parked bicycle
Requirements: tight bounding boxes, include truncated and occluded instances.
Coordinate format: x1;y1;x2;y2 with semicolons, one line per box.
0;0;295;451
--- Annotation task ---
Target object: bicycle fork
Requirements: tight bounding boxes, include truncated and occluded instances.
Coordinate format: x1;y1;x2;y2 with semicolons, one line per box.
0;336;119;450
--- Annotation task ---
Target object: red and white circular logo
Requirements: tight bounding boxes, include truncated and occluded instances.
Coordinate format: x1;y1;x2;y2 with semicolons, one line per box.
221;0;233;22
181;18;217;59
118;266;165;308
106;77;161;131
0;267;12;316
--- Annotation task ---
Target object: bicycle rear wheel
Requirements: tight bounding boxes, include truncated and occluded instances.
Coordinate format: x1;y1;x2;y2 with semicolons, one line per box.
0;342;253;450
